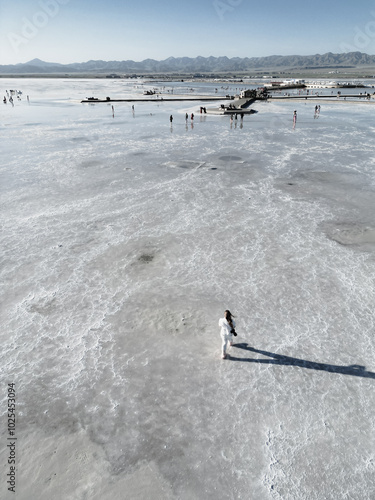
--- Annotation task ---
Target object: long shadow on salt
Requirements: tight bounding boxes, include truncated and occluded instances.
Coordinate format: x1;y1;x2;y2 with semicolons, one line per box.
229;343;375;379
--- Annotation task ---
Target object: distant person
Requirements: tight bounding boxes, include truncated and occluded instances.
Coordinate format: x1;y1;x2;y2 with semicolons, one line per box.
185;113;188;121
219;310;237;359
170;114;173;123
191;113;194;120
293;110;297;128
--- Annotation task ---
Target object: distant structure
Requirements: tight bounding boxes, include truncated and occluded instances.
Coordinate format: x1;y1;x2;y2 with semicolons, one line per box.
263;79;306;90
240;89;257;98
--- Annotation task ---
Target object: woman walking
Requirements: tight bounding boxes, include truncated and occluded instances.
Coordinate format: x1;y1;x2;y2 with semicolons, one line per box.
219;310;237;359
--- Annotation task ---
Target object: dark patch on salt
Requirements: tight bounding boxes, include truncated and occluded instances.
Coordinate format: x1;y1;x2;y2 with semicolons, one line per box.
219;155;242;161
81;160;101;168
138;254;154;263
72;137;91;143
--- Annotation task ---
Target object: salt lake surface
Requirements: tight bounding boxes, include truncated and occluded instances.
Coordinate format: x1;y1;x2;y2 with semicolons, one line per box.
1;78;375;499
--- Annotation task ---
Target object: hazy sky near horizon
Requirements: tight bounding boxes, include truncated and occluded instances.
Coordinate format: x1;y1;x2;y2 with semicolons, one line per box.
1;0;375;65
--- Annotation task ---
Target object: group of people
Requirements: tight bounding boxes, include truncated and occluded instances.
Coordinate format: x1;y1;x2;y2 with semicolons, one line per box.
292;105;322;128
169;113;195;124
169;111;249;129
3;90;29;106
230;112;245;121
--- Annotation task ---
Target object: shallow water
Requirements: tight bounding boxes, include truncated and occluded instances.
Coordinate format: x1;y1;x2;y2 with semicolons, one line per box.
1;78;375;499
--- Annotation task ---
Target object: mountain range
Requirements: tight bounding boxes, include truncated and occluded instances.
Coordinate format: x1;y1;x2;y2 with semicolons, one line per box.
1;52;375;75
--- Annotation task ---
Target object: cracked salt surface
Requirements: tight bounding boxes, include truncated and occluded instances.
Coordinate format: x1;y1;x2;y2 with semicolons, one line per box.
1;78;375;499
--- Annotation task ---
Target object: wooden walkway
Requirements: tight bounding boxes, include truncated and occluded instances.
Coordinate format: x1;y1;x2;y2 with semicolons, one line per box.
81;95;233;103
269;94;374;101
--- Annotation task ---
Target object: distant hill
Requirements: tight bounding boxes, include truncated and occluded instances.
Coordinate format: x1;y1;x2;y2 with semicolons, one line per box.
1;52;375;75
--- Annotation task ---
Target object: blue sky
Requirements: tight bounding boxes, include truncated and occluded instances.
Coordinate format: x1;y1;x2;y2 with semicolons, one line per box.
1;0;375;65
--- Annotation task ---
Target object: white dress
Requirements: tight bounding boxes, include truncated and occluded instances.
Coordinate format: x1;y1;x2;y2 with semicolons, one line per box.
218;317;236;356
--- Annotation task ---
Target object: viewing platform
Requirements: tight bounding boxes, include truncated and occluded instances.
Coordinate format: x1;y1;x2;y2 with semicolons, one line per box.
205;89;264;115
205;98;257;115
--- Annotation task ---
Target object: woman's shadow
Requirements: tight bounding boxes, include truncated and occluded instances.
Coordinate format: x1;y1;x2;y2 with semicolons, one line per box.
229;343;375;380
